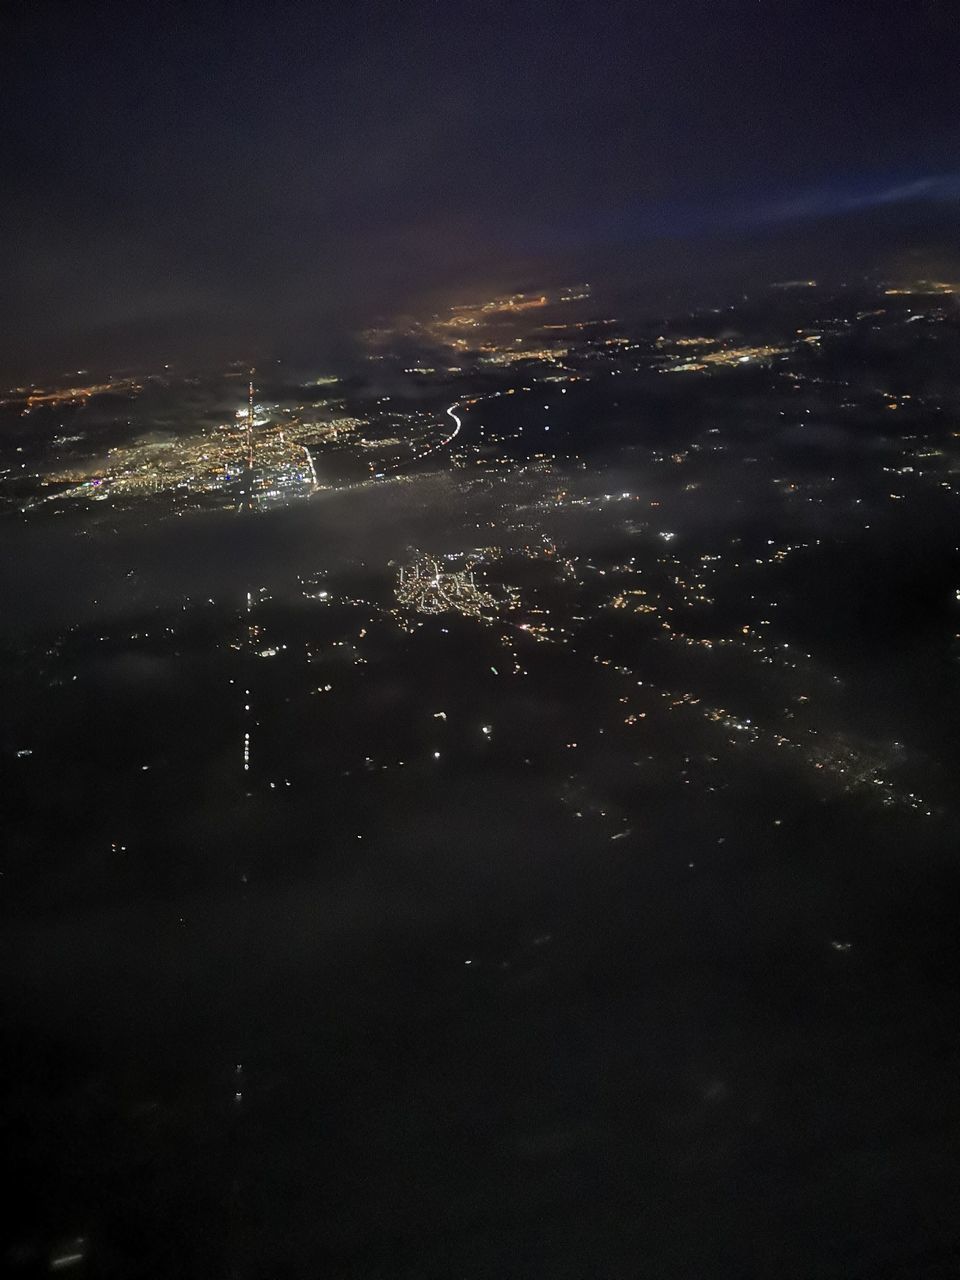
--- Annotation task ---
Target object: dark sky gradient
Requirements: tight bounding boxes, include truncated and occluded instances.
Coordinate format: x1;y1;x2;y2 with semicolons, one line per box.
3;0;959;375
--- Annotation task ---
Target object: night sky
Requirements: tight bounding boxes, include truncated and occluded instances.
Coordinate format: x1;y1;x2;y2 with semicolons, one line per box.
3;0;959;374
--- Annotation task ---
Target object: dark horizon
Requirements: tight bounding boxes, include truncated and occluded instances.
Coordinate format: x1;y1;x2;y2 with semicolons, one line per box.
3;0;960;380
5;196;960;385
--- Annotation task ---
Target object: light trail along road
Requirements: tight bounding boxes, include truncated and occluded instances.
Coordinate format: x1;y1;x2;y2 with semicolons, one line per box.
444;403;462;441
406;402;462;462
378;403;463;478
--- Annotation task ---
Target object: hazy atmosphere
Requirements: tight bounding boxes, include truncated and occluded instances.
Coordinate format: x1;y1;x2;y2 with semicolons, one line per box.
4;3;960;1278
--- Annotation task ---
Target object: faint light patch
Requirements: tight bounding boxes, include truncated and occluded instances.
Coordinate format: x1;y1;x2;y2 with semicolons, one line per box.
50;1239;88;1270
701;1080;728;1104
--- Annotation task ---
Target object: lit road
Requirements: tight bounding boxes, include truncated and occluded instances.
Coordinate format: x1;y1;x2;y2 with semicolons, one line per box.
302;444;319;489
444;403;462;441
377;403;463;480
404;401;462;461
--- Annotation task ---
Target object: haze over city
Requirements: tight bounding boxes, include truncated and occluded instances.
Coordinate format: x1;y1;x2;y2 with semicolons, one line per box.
3;3;960;1277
